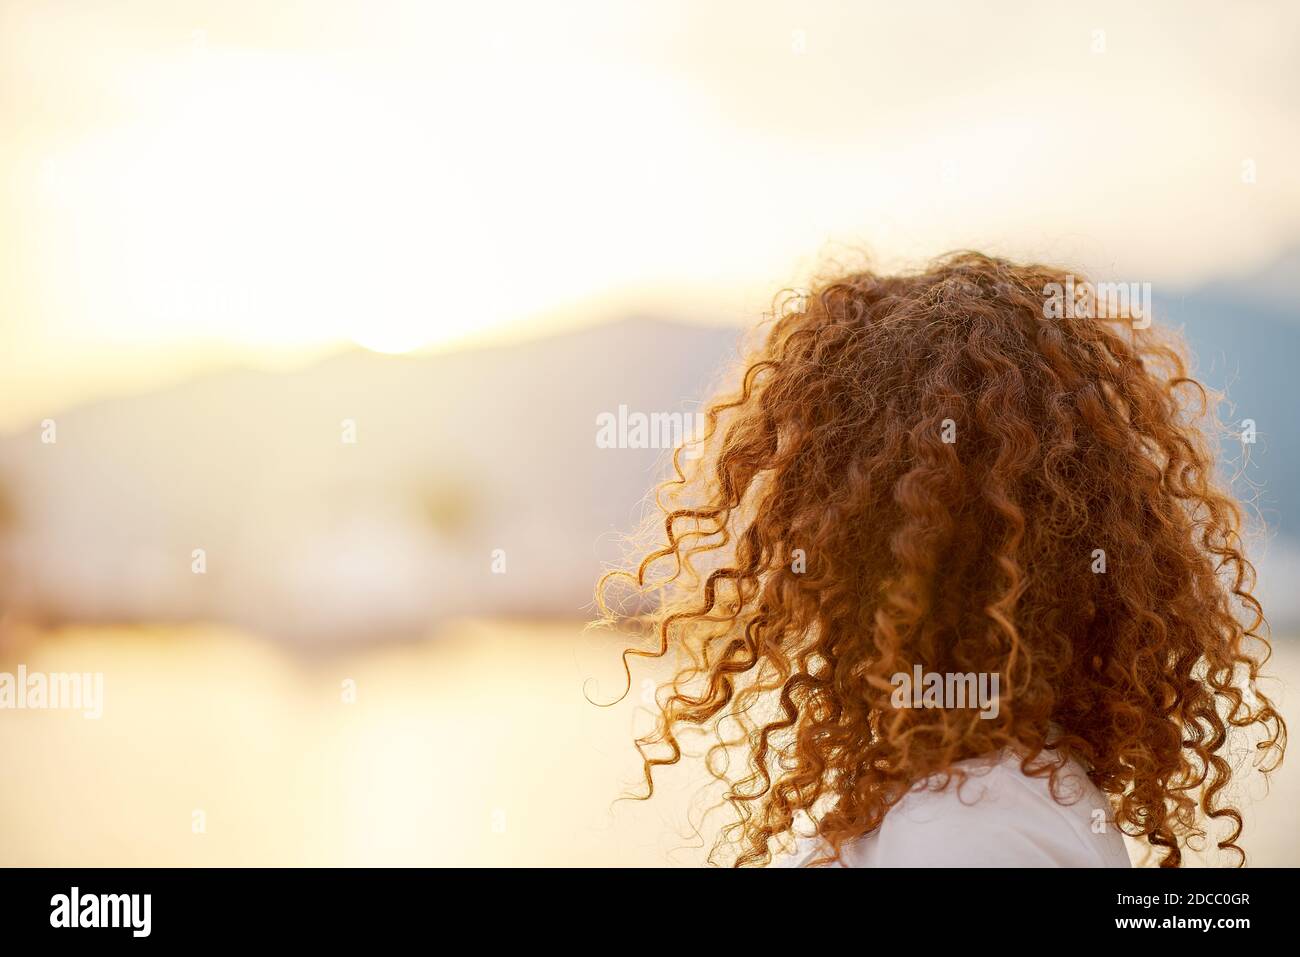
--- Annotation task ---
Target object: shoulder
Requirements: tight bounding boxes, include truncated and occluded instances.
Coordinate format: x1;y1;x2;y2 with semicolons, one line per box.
773;754;1131;868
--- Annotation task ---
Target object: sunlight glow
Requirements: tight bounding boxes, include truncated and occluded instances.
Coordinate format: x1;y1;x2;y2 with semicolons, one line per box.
3;1;1299;428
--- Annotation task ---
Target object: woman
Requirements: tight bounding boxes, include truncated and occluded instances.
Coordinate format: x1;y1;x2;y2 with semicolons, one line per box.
595;252;1285;867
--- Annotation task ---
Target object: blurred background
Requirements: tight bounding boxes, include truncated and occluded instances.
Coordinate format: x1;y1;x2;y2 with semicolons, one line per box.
1;0;1298;865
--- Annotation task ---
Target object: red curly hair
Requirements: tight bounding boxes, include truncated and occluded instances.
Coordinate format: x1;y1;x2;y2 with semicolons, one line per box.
596;252;1286;867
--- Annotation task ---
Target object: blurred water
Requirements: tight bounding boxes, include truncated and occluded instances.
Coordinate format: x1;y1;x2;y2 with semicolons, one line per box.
0;622;1294;867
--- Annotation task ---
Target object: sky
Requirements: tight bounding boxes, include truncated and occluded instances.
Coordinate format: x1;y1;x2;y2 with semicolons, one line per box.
2;0;1299;429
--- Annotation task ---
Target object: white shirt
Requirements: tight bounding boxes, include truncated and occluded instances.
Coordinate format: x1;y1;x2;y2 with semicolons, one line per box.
775;751;1131;867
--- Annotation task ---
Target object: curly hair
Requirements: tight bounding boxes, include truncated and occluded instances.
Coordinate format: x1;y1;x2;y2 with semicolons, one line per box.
595;251;1286;867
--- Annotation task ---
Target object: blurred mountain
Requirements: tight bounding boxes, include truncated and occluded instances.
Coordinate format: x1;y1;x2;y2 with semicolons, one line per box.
0;318;743;643
1155;251;1300;626
2;248;1299;643
1157;269;1300;536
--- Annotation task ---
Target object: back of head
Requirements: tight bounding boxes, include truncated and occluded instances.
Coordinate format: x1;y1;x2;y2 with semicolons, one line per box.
597;251;1285;867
